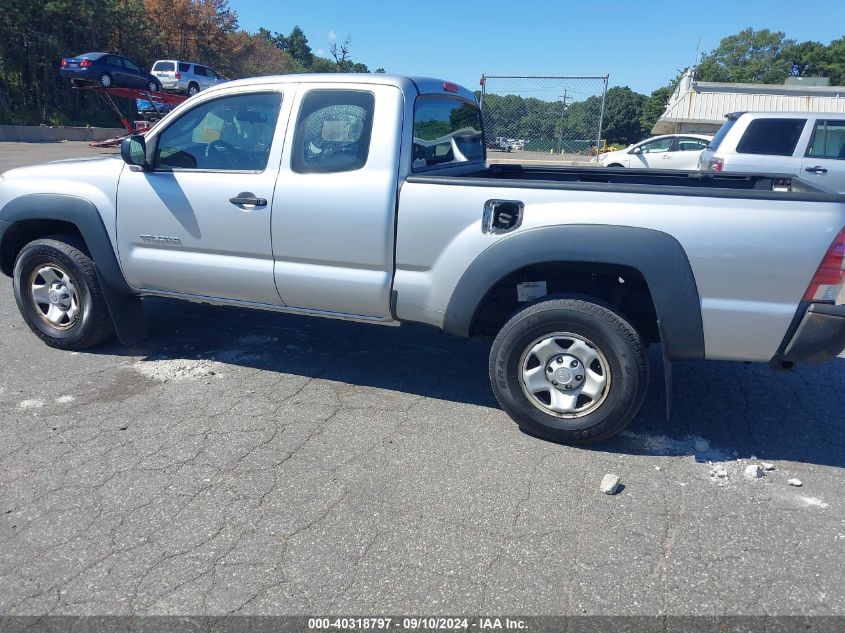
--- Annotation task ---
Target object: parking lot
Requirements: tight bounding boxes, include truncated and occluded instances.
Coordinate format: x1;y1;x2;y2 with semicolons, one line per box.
1;142;844;620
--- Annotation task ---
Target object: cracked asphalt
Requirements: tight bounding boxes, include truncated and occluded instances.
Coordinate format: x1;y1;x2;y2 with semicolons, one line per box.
1;143;844;617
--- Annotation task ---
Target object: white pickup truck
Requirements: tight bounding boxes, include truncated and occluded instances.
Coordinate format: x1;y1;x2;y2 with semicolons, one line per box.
2;74;845;444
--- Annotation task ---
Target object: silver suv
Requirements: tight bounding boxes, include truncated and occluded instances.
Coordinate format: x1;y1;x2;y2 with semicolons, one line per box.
151;60;226;96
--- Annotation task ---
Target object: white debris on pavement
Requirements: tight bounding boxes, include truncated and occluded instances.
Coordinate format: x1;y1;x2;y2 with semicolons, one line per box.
600;474;621;495
654;466;662;471
17;399;45;410
55;395;75;404
710;466;728;479
133;357;225;382
788;478;803;487
744;465;764;479
801;496;829;509
620;432;731;461
762;462;776;471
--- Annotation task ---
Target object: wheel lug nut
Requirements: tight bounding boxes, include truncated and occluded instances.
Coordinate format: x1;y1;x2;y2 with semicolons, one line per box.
557;356;564;363
551;380;558;386
546;367;553;373
565;385;573;390
575;375;583;381
570;360;578;368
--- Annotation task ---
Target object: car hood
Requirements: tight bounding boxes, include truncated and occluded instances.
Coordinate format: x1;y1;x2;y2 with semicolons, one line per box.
0;155;125;227
2;154;123;183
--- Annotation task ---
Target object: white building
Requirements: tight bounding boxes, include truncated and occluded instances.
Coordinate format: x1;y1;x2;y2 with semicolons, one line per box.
652;68;845;135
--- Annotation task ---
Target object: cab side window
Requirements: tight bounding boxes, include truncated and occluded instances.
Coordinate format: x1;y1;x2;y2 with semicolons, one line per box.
639;138;672;153
291;90;375;174
736;119;806;156
677;138;708;152
806;120;845;160
155;92;282;171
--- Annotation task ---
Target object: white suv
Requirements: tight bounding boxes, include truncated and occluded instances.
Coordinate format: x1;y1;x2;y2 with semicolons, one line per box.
698;112;845;192
151;60;226;96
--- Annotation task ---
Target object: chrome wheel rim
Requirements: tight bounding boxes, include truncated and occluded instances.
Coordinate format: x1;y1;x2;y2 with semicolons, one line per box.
29;265;80;330
518;332;611;418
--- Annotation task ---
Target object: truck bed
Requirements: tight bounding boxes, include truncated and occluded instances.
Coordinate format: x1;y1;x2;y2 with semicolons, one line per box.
407;164;845;200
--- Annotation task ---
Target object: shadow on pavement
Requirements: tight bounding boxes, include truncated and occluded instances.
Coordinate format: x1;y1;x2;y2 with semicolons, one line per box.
95;297;845;469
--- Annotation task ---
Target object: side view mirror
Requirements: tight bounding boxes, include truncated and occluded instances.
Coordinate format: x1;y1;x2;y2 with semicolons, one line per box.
121;135;149;169
629;146;642;155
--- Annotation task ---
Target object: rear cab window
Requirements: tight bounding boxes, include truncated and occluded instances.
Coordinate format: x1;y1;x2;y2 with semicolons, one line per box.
736;118;806;156
413;96;484;171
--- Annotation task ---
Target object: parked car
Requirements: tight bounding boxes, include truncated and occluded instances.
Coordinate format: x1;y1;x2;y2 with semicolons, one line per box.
60;52;160;92
2;75;845;445
698;112;845;192
151;60;226;96
598;134;712;169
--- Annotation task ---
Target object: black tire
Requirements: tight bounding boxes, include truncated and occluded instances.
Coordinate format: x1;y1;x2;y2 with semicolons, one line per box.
13;237;114;350
147;79;160;93
607;163;625;168
187;82;199;96
489;298;648;444
99;72;112;88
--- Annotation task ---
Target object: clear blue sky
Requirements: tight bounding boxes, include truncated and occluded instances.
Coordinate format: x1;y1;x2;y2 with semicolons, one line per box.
233;0;845;94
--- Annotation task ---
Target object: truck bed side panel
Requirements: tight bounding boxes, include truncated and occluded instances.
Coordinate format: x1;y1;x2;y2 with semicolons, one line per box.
394;181;845;361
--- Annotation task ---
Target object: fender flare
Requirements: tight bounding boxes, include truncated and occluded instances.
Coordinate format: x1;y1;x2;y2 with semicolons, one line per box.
442;224;705;361
0;194;147;345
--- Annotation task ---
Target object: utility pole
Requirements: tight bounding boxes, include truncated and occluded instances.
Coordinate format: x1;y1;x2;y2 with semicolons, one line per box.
556;89;570;154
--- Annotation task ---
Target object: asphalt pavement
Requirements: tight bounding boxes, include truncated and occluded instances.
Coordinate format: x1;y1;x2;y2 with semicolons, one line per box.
1;142;844;620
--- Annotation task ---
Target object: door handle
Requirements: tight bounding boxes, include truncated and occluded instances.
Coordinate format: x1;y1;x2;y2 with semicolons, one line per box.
805;166;828;174
229;193;267;207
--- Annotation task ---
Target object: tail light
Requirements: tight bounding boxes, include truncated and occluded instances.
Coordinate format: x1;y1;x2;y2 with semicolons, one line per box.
443;82;459;93
80;59;92;68
709;157;724;172
175;71;181;79
804;227;845;303
61;59;68;67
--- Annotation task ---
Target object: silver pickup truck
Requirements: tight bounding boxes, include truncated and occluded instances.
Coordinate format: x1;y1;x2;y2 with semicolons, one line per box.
2;74;845;444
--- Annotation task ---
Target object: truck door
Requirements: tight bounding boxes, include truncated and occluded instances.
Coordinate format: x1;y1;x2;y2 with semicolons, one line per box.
116;89;292;303
271;83;404;319
801;119;845;193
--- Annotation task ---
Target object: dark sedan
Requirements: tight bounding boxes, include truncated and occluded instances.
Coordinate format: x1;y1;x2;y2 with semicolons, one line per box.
60;52;161;92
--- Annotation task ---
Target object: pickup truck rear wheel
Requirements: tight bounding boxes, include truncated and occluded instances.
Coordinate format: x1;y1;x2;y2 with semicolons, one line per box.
13;237;113;350
489;298;648;444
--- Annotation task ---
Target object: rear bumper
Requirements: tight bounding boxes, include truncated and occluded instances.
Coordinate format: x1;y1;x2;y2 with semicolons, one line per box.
59;68;99;81
778;302;845;364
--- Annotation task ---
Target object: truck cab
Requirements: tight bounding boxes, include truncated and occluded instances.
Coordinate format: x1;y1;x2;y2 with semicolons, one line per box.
116;74;484;321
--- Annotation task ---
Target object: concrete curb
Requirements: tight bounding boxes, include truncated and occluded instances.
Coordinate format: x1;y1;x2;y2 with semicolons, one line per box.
0;125;126;142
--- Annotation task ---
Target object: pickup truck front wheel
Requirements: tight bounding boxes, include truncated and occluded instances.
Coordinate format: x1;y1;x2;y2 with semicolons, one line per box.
489;298;648;444
13;237;114;350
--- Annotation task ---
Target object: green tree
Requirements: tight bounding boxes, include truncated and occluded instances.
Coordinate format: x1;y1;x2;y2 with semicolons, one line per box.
600;86;646;145
276;25;313;68
639;83;675;136
696;28;795;84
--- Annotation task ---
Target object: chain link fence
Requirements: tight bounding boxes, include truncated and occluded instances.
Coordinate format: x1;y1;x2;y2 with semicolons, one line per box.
480;75;609;161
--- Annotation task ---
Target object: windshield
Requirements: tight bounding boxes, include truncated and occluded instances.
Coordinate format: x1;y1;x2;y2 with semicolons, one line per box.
707;119;736;150
413;96;484;171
